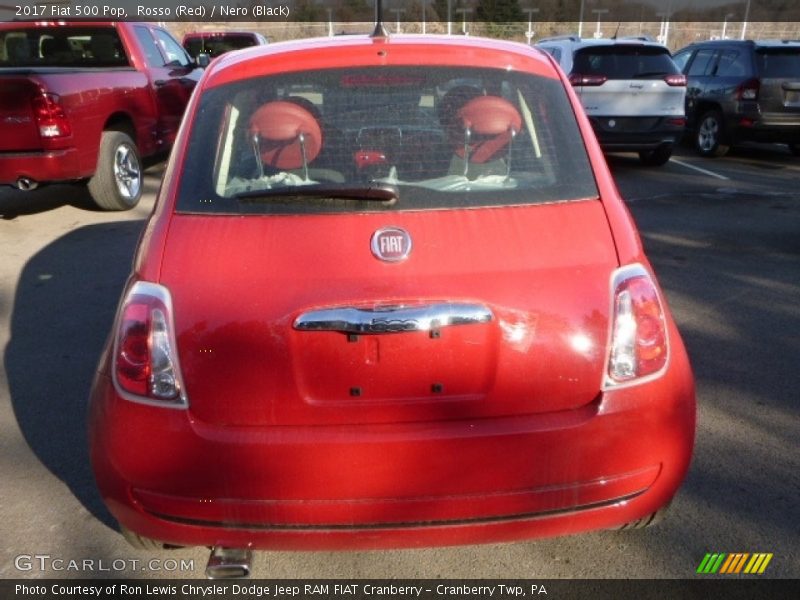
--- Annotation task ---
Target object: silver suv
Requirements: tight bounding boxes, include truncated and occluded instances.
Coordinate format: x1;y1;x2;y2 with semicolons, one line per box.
537;36;687;166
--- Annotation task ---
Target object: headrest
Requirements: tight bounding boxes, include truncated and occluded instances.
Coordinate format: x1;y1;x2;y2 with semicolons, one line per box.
439;85;483;143
249;100;322;170
41;37;70;58
91;34;118;61
456;96;522;164
6;37;30;61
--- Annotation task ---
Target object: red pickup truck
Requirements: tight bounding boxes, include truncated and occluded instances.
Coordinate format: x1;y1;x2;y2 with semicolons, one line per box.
0;21;205;210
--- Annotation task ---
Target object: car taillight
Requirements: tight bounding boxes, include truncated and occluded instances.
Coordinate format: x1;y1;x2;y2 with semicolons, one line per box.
605;265;668;387
31;93;72;138
737;78;760;101
113;282;187;407
664;74;687;87
569;73;608;86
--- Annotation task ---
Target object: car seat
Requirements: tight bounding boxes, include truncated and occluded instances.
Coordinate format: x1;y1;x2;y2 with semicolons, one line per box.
248;100;324;181
90;34;122;63
5;37;32;62
41;36;73;62
449;95;523;179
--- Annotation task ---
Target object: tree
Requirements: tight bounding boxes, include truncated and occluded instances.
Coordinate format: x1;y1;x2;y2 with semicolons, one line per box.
475;0;524;22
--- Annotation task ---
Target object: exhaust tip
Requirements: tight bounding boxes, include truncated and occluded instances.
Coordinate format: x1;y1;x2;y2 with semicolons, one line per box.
16;177;38;191
205;547;252;580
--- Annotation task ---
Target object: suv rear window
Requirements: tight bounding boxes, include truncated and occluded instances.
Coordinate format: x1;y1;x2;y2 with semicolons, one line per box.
573;45;679;79
0;27;128;68
756;47;800;78
177;66;598;215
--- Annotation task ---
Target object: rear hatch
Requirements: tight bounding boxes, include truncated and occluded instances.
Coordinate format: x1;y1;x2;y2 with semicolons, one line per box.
755;45;800;121
160;202;618;427
159;61;619;428
571;44;685;119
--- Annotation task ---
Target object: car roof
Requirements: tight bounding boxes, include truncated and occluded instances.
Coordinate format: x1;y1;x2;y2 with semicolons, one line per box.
183;31;261;39
537;36;669;51
201;34;558;89
682;39;800;49
0;20;120;30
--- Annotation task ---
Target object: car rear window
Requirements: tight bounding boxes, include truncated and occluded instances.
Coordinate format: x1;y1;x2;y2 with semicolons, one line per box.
176;66;598;215
573;45;679;79
184;34;260;58
756;47;800;78
0;27;128;68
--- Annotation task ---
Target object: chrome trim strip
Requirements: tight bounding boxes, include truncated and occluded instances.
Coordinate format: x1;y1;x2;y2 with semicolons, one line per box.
294;303;493;334
146;491;647;531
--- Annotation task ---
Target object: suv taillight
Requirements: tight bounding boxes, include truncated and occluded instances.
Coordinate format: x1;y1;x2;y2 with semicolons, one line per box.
113;282;187;407
569;73;608;86
664;74;687;87
605;265;669;387
737;78;760;101
31;93;72;138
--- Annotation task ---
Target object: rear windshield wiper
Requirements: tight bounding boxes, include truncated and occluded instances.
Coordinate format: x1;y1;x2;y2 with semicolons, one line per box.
234;183;399;205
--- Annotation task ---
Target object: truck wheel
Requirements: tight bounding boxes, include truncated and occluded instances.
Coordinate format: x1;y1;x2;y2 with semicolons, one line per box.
695;110;729;157
88;130;142;211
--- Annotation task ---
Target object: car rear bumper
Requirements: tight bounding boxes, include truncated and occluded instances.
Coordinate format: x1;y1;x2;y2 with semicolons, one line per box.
89;351;695;550
0;148;81;187
729;119;800;145
589;116;685;152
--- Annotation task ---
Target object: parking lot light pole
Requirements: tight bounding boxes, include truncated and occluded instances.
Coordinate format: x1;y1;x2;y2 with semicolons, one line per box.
390;8;405;33
525;7;540;45
656;11;671;46
455;7;472;36
592;9;609;39
741;0;751;40
721;13;734;39
578;0;585;38
447;0;452;35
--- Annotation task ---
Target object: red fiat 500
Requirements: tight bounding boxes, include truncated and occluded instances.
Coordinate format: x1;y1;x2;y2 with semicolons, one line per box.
89;30;695;575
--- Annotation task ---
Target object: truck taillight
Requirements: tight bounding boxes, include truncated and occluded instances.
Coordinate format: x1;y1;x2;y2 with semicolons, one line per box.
31;93;72;138
113;282;187;407
605;265;669;388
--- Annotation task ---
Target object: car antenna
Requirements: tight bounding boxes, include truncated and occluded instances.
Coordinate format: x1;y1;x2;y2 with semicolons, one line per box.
612;22;621;40
371;0;389;38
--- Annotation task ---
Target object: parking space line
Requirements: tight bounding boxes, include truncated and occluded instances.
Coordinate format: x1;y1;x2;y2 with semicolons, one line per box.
670;159;730;180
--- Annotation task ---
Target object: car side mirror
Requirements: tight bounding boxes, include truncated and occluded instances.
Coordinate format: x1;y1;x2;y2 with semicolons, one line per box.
196;53;210;68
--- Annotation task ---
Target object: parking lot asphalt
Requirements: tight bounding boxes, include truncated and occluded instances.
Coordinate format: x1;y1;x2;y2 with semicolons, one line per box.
0;145;798;579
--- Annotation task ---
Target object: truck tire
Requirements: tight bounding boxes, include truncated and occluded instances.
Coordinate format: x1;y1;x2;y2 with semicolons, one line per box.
695;110;729;158
88;130;142;211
